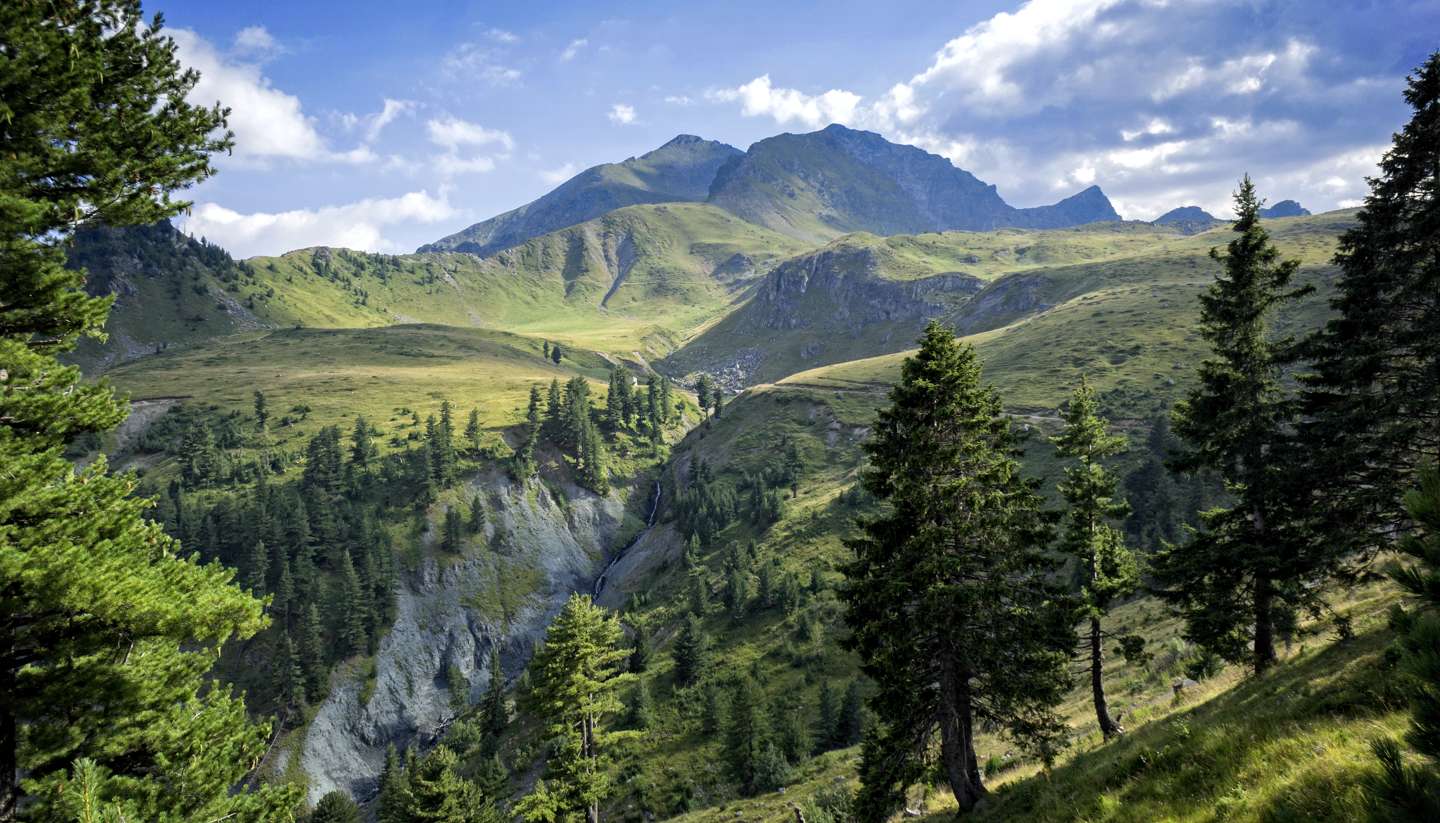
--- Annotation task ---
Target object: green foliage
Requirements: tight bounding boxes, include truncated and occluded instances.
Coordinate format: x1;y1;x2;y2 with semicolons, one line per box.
672;613;710;687
1053;378;1142;739
1368;467;1440;817
0;1;302;818
1301;51;1440;560
307;790;361;823
842;321;1073;816
1153;178;1315;674
523;594;633;822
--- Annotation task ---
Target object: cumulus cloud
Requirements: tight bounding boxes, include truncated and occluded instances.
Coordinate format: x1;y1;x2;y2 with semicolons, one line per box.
608;103;636;125
540;162;578;184
707;0;1423;216
708;75;861;129
425;116;515;151
485;28;519;44
232;25;282;60
172;29;368;164
560;38;588;62
178;190;458;257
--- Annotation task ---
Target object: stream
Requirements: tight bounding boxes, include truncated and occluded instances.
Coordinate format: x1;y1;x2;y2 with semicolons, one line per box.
592;479;662;599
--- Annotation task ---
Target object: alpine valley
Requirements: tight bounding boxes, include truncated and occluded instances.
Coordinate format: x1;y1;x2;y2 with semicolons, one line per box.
42;89;1436;823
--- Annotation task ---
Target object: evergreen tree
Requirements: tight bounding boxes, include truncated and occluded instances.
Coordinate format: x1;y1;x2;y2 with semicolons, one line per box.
725;678;786;795
672;613;709;687
275;631;308;716
246;539;270;595
838;679;865;748
308;791;361;823
1152;178;1312;675
525;594;632;823
437;401;458;485
841;322;1072;816
700;681;726;736
1368;467;1440;819
443;506;466;553
336;550;368;657
628;624;651;674
469;494;486;534
274;556;296;626
711;387;725;419
403;745;501;823
543;340;551;360
626;677;656;730
465;408;483;453
815;681;840;753
351;415;373;469
1052;379;1142;740
482;644;508;738
254;390;269;431
695;374;714;418
299;602;328;700
447;663;470;717
544;379;564;440
1301;53;1440;560
660;378;675;424
724;565;749;620
551;343;564;364
377;745;411;823
0;3;297;817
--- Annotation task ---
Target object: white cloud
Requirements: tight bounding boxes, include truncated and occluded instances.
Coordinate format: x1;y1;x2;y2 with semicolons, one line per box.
1120;118;1174;141
433;154;498;176
540;162;578;184
178;190;458;257
608;103;636;125
664;95;695;106
441;43;522;85
172;29;367;164
425;116;515;151
232;25;281;59
365;98;417;142
486;28;519;44
560;38;588;62
709;75;862;129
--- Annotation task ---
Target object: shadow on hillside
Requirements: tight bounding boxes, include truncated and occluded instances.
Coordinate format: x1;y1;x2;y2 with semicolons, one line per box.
968;628;1404;822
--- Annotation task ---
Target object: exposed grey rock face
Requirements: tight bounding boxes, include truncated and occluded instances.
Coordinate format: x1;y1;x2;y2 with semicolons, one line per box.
705;124;1119;241
419;135;742;256
298;472;626;804
1152;205;1222;235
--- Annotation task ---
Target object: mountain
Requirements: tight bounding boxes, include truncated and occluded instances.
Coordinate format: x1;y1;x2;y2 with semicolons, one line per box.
418;135;742;255
1152;205;1222;235
705;124;1120;242
1261;199;1311;218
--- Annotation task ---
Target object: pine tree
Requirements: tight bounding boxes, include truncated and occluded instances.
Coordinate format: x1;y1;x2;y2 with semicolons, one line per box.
275;631;307;715
443;506;466;553
437;401;458;485
725;678;787;795
626;677;656;730
628;623;651;673
1368;467;1440;819
482;644;508;738
308;791;361;823
254;389;269;431
274;556;296;626
551;343;564;364
403;745;501;823
695;374;714;418
465;408;483;453
469;494;486;534
299;602;328;700
724;565;749;620
700;681;726;736
336;550;368;657
0;3;297;817
672;613;709;687
377;745;411;823
545;379;564;440
1152;178;1312;675
1052;379;1141;740
815;681;840;753
841;322;1072;816
524;594;632;823
351;415;373;469
838;679;865;748
246;539;270;595
660;378;674;424
1301;52;1440;560
711;387;725;418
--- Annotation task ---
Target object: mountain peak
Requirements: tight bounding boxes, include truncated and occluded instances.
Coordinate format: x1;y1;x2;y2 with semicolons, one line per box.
1260;199;1310;218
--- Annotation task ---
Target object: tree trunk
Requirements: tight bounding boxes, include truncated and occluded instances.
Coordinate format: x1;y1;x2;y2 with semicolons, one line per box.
1253;571;1277;674
1090;616;1120;740
939;661;985;812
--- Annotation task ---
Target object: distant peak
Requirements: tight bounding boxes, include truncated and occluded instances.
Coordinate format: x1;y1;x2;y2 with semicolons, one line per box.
660;134;707;147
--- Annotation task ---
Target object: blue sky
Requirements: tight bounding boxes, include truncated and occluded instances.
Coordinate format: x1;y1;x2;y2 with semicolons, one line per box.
154;0;1439;257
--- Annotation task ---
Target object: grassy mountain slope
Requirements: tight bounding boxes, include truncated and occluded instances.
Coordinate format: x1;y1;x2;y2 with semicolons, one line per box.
706;124;1119;244
667;211;1353;396
79;203;813;370
419;135;743;255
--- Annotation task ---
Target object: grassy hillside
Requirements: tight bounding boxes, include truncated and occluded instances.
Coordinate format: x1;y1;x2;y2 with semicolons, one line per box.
82;203;813;371
748;211;1355;416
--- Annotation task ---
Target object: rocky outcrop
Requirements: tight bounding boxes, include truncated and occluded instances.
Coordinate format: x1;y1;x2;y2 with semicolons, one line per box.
1260;199;1311;218
298;472;627;804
